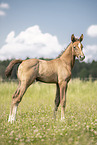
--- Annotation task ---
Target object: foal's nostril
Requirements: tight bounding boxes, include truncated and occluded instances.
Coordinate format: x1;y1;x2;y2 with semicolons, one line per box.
79;55;85;61
83;56;85;59
81;55;85;59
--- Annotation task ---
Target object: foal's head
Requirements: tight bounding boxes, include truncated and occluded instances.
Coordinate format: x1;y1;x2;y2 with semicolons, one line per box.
71;34;85;61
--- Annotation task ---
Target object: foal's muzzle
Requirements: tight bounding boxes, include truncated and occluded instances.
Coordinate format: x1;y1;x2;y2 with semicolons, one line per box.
78;55;85;61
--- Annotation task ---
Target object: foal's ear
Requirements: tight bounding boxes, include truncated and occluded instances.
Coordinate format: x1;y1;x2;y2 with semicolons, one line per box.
71;34;76;42
79;34;83;42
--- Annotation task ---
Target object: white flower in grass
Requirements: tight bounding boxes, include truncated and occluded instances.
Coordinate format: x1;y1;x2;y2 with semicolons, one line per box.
94;131;97;135
34;129;38;133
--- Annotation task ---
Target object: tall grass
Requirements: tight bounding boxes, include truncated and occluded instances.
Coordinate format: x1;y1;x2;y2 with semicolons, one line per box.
0;80;97;145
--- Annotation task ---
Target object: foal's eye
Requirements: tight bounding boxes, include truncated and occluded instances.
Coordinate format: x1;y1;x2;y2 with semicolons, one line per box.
73;46;76;49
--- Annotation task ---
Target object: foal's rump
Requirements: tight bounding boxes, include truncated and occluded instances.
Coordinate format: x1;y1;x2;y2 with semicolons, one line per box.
5;58;39;84
17;59;39;84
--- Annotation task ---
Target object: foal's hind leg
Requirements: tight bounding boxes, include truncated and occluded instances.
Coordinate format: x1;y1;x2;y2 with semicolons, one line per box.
8;82;27;123
54;83;60;119
12;82;20;99
8;83;20;122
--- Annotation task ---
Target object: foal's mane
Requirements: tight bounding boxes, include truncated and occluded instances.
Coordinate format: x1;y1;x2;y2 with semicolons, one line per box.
57;43;71;58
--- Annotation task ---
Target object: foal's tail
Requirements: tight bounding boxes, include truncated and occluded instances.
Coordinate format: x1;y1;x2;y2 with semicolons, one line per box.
5;59;23;77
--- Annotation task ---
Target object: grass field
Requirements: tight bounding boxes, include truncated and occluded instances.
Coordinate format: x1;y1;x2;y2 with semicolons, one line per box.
0;79;97;145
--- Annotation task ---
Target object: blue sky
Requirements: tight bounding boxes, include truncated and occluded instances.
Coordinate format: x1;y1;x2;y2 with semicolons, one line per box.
0;0;97;62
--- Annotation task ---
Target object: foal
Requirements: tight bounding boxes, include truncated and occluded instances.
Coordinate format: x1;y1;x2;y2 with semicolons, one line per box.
5;34;85;123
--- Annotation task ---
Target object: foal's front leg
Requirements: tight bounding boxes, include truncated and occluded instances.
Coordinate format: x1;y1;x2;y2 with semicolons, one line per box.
59;81;68;120
54;83;60;119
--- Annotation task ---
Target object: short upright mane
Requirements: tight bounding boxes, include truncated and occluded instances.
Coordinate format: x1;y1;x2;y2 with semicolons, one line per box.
57;43;71;58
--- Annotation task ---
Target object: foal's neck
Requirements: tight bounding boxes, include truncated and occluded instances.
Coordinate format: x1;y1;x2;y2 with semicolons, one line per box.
60;43;75;70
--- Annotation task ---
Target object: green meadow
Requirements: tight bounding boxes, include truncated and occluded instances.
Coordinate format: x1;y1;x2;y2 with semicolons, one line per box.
0;80;97;145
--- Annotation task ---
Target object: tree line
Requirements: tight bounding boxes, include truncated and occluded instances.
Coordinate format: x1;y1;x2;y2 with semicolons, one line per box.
0;58;97;80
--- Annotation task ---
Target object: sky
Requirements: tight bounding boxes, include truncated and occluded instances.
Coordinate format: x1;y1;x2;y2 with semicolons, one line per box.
0;0;97;62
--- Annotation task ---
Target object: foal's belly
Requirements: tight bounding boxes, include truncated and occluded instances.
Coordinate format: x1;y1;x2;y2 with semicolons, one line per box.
36;73;58;83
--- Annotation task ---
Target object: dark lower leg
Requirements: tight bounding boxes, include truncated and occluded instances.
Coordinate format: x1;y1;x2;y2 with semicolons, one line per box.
55;95;60;111
54;84;60;118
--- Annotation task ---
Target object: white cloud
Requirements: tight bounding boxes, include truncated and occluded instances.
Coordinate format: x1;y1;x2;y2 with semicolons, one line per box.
84;45;97;62
87;25;97;37
0;25;62;60
0;3;9;9
0;10;5;16
0;2;9;16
